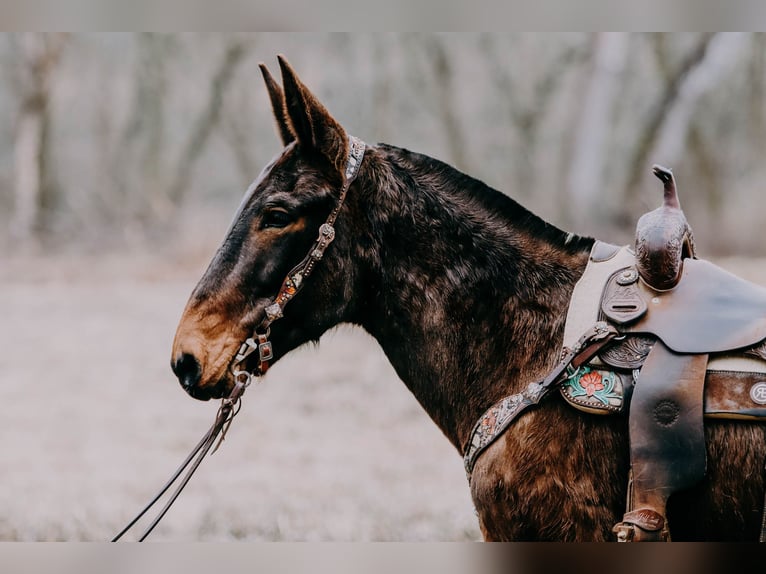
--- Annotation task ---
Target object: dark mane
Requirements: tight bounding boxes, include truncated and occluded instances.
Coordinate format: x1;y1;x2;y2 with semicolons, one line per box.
337;143;598;451
375;143;594;256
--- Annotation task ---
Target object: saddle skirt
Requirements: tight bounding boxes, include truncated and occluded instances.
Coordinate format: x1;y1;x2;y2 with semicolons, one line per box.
562;241;766;420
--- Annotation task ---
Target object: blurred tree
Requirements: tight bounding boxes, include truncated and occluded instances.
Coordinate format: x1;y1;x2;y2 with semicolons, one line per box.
619;33;715;223
166;38;250;210
566;33;628;229
9;33;67;243
115;33;173;226
480;34;589;198
371;34;393;144
0;33;765;255
421;35;468;172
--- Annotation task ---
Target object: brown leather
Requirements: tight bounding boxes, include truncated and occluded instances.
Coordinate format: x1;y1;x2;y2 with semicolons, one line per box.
704;370;766;419
614;508;667;542
620;341;708;542
601;268;648;325
590;240;622;263
602;260;766;354
598;335;655;369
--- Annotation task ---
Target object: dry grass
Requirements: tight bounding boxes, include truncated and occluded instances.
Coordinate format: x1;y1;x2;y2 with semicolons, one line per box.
0;248;480;541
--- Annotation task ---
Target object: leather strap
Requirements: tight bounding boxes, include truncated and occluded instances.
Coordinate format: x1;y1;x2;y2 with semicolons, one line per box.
463;322;618;479
614;341;708;541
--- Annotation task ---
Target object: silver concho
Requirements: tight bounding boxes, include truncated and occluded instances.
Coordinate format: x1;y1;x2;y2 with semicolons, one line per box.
616;267;639;286
750;382;766;405
319;223;335;242
264;303;283;322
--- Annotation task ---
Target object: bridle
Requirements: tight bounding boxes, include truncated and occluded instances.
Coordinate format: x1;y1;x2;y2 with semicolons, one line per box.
228;134;366;392
112;135;366;541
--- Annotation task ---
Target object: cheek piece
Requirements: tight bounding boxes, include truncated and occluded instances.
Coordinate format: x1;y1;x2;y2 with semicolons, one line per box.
228;135;366;393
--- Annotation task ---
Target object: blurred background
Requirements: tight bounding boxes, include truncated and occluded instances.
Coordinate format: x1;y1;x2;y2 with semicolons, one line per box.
3;32;766;253
2;33;766;541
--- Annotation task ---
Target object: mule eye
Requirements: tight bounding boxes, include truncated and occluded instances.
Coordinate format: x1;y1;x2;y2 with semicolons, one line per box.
261;209;293;229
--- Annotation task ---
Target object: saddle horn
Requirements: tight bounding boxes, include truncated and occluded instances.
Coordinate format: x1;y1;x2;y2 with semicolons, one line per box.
651;164;680;209
634;165;696;291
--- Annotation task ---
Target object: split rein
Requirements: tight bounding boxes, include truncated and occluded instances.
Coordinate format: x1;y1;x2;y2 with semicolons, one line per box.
112;136;366;541
111;385;244;542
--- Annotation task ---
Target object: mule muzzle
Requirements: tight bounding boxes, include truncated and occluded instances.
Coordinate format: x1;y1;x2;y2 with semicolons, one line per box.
171;351;229;401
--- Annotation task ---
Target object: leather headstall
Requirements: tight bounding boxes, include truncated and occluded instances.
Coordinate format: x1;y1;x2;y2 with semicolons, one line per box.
228;135;366;389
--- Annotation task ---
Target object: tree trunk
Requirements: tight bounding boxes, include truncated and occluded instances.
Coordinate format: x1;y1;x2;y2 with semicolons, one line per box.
11;103;45;240
9;33;67;243
619;34;716;222
650;33;746;168
423;36;468;172
566;33;628;230
166;40;249;208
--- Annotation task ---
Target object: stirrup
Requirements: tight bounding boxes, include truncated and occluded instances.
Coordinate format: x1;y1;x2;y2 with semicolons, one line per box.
613;508;669;542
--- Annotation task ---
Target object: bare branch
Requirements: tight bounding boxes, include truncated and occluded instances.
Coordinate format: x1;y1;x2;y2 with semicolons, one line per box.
10;33;68;243
622;34;715;206
166;39;250;207
422;35;467;171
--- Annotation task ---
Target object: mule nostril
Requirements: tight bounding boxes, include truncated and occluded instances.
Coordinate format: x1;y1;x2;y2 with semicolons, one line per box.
172;353;201;389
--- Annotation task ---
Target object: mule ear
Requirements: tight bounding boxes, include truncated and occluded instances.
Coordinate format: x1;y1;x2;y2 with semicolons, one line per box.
277;55;348;175
259;63;294;146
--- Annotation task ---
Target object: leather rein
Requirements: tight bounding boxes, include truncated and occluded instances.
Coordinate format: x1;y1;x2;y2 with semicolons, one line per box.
112;136;366;541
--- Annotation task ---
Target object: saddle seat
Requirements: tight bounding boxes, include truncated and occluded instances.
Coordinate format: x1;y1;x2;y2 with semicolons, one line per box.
606;256;766;354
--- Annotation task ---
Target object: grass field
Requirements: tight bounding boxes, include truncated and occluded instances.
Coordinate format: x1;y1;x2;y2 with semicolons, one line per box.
0;247;480;541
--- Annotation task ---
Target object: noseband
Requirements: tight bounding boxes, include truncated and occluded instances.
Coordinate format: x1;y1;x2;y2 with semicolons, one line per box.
228;135;366;391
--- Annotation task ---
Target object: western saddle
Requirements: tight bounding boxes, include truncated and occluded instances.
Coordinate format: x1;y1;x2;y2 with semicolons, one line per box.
464;165;766;541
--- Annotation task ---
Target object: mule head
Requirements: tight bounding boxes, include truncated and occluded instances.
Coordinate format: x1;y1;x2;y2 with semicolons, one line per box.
171;56;361;400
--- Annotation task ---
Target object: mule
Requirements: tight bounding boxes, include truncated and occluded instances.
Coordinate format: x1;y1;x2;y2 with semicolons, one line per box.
171;56;766;541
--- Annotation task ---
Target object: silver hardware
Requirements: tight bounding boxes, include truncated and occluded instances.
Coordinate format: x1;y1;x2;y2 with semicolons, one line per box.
750;382;766;405
258;341;274;362
616;268;639;285
311;249;324;260
232;370;253;387
265;303;283;322
234;337;259;363
319;223;335;241
524;382;544;402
